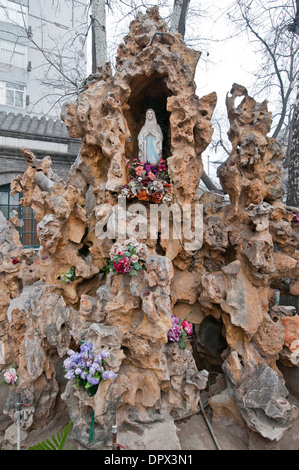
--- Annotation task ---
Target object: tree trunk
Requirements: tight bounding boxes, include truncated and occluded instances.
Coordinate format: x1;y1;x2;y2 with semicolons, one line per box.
91;0;107;72
169;0;219;192
286;1;299;206
286;84;299;206
285;3;299;310
170;0;190;38
201;170;221;192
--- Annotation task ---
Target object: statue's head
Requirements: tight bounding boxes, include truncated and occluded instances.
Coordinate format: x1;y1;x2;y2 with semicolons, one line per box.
146;108;155;121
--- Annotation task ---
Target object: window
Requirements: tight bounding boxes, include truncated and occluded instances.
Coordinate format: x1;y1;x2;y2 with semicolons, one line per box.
0;184;39;248
6;81;25;107
0;1;28;27
0;39;27;68
0;184;19;219
0;81;26;108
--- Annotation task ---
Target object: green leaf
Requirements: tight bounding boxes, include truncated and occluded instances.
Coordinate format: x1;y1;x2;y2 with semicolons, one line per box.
102;264;113;273
28;420;72;451
45;439;56;450
133;263;142;270
178;337;186;349
129;268;138;276
57;420;72;450
51;435;59;449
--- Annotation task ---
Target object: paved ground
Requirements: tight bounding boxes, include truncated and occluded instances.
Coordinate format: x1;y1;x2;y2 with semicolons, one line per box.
18;393;299;451
177;404;299;450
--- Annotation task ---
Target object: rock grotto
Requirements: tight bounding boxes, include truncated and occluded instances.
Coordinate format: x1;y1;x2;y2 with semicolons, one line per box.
1;6;299;449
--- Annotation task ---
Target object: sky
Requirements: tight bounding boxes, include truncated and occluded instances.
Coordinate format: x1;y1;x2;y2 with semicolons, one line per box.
186;0;265;182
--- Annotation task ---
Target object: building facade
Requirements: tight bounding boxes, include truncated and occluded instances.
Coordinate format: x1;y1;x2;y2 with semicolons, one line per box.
0;0;87;247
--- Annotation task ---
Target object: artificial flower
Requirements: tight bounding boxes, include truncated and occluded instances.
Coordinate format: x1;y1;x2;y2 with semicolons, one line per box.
135;244;148;258
57;266;77;284
120;158;172;204
292;213;299;227
121;186;133;198
109;242;123;257
167;315;193;349
63;342;116;394
113;256;132;274
152;192;164;204
124;238;140;247
163;182;172;193
2;367;18;385
181;320;193;336
131;254;139;263
150;180;164;191
137;188;150;201
162;194;173;203
147;171;156;180
103;239;148;277
135;166;145;177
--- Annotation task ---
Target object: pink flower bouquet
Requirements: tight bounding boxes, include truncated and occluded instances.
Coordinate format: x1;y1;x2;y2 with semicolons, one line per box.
103;239;149;276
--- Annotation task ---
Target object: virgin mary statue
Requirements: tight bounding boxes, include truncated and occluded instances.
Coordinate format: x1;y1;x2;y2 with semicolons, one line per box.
138;109;163;164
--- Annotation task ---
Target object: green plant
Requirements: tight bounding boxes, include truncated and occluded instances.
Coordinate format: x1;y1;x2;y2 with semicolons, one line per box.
57;267;77;284
28;420;72;450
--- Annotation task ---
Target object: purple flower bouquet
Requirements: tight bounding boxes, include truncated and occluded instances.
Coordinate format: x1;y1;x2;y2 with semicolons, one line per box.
292;213;299;227
167;314;193;349
63;342;116;396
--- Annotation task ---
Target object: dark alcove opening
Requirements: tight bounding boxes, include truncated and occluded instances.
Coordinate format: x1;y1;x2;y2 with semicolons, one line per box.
124;72;172;161
193;316;228;373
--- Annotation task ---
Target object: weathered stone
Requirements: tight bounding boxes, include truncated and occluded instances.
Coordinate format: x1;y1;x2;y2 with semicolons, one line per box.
4;423;28;447
1;6;299;450
252;313;284;358
200;260;264;338
173;301;205;324
290;280;299;296
245;202;274;232
234;364;299;441
170;269;199;304
209;386;247;427
277;315;299;360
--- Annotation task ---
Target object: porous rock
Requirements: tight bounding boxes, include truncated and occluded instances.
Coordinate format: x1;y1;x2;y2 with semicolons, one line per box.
1;8;299;450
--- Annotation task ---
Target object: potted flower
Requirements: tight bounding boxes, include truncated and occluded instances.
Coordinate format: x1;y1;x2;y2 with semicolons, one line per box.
103;238;148;277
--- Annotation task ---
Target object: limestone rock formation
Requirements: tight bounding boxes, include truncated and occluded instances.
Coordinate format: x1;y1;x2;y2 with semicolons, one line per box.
0;211;24;366
198;84;299;440
11;147;99;305
1;7;299;450
0;8;212;450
